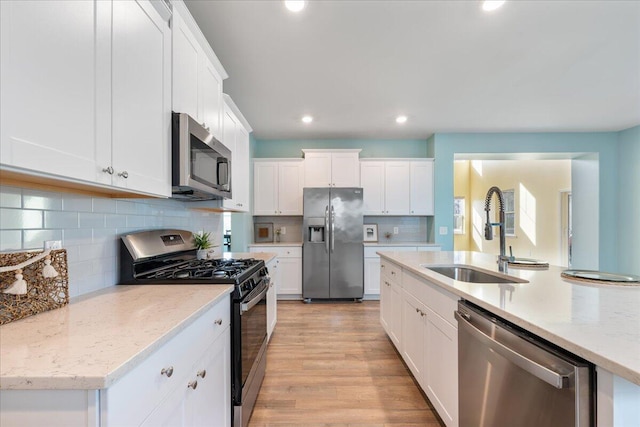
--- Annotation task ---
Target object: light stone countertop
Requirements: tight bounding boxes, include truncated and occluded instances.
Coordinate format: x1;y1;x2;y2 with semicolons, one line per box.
248;242;302;247
363;242;440;247
377;250;640;386
0;284;234;390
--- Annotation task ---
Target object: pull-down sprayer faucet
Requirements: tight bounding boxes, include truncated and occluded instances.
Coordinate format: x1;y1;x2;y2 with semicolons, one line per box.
484;186;512;272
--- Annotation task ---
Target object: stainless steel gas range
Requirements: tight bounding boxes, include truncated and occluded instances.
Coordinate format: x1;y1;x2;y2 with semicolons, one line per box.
119;229;268;427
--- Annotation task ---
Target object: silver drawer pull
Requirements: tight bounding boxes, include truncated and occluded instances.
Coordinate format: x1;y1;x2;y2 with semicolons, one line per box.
102;166;114;175
214;318;223;325
161;366;174;377
188;380;198;390
197;370;206;379
118;171;129;179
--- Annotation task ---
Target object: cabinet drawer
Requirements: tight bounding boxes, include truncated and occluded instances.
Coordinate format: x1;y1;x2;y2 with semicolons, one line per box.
403;270;458;326
380;259;402;283
251;246;301;258
103;294;230;427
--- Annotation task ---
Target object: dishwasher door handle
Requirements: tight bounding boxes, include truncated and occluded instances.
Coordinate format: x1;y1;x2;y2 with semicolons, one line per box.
455;310;570;389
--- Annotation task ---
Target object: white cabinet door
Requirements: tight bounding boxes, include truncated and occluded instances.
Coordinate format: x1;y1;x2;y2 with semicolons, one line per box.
410;160;434;215
360;162;385;215
140;382;186;427
199;57;223;141
385;161;411;215
184;329;231;427
253;162;279;215
402;291;426;384
111;0;170;197
234;126;250;211
364;257;381;297
330;152;360;187
221;105;238;209
0;0;110;184
171;11;199;120
304;152;332;187
389;279;403;349
277;257;302;295
425;309;458;427
278;162;304;215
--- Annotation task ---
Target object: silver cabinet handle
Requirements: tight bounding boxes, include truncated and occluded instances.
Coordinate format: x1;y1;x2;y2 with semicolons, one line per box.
214;318;223;325
415;307;420;313
197;370;206;378
118;171;129;179
330;205;335;253
324;205;330;254
188;380;198;390
161;366;174;377
102;166;114;175
454;311;569;389
275;211;278;214
391;271;396;276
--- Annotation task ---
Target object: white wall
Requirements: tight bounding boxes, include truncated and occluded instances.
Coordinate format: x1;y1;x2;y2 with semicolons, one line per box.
0;186;223;297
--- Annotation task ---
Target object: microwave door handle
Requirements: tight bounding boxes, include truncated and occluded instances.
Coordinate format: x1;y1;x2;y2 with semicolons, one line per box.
325;206;330;253
240;283;268;314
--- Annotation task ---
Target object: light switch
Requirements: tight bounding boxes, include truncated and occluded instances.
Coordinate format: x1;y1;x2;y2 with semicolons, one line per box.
393;227;399;234
281;227;286;235
439;226;448;235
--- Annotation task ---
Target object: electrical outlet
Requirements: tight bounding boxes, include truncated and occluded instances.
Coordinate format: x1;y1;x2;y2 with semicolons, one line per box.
44;240;62;250
393;227;399;235
439;226;448;236
281;227;286;235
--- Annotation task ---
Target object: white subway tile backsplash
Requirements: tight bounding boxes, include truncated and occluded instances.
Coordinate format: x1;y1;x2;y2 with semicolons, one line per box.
63;195;93;212
0;186;22;208
1;188;223;297
45;211;79;229
0;230;22;251
116;200;137;215
22;189;63;210
23;229;63;249
63;228;92;246
79;212;105;228
92;198;117;213
1;208;43;229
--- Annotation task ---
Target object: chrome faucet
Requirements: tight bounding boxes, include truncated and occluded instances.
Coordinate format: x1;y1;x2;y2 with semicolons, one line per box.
484;186;512;272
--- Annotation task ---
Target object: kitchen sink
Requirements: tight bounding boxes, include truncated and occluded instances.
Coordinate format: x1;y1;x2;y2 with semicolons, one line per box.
423;265;527;284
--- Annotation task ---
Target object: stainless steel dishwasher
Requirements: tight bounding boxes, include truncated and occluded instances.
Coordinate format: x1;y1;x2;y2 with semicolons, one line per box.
455;301;594;427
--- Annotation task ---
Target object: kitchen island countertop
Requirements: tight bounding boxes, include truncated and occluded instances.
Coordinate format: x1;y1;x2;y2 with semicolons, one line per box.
377;250;640;386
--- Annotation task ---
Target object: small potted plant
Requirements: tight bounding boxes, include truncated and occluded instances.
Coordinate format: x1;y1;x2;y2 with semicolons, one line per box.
193;231;212;259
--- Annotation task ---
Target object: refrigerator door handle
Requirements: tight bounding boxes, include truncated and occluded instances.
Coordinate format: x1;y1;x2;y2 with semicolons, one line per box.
325;206;330;253
331;205;335;253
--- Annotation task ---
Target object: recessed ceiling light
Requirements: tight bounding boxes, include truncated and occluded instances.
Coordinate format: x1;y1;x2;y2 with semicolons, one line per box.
302;115;313;124
396;115;408;124
482;1;506;12
285;1;306;13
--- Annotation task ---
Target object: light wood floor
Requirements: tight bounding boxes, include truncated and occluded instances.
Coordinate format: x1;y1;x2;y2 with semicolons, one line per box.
249;301;444;427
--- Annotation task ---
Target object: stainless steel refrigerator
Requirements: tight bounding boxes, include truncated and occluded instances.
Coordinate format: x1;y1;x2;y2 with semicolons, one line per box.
303;187;364;301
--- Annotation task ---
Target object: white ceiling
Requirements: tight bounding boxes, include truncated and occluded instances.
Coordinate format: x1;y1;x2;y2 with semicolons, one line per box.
185;0;640;140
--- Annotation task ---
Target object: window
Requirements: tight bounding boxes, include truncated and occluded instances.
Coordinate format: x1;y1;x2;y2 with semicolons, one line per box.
454;197;465;234
503;189;515;236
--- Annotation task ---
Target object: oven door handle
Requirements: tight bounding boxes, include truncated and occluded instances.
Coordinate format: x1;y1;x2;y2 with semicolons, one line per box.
455;310;570;389
240;283;268;315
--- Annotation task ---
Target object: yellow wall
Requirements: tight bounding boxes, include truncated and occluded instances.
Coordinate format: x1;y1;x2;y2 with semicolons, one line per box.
454;159;571;266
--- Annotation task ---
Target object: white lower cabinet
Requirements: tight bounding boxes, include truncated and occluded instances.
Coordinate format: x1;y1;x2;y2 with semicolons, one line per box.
0;295;231;427
250;246;302;299
380;260;459;427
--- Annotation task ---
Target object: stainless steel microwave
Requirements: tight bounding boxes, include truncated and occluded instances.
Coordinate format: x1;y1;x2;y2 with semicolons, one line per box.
171;112;231;201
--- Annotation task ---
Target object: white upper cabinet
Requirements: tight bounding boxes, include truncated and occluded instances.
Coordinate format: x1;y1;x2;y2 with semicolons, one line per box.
0;0;108;184
111;0;171;197
171;2;227;141
0;0;171;197
303;149;360;187
253;160;304;216
410;160;434;215
222;95;251;212
360;159;434;216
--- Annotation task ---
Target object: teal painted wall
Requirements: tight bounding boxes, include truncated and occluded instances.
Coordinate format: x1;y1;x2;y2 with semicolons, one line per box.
253;139;428;158
432;132;620;271
230;133;257;252
618;125;640;275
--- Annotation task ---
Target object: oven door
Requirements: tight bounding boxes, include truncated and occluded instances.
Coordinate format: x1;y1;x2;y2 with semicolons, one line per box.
240;281;268;387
